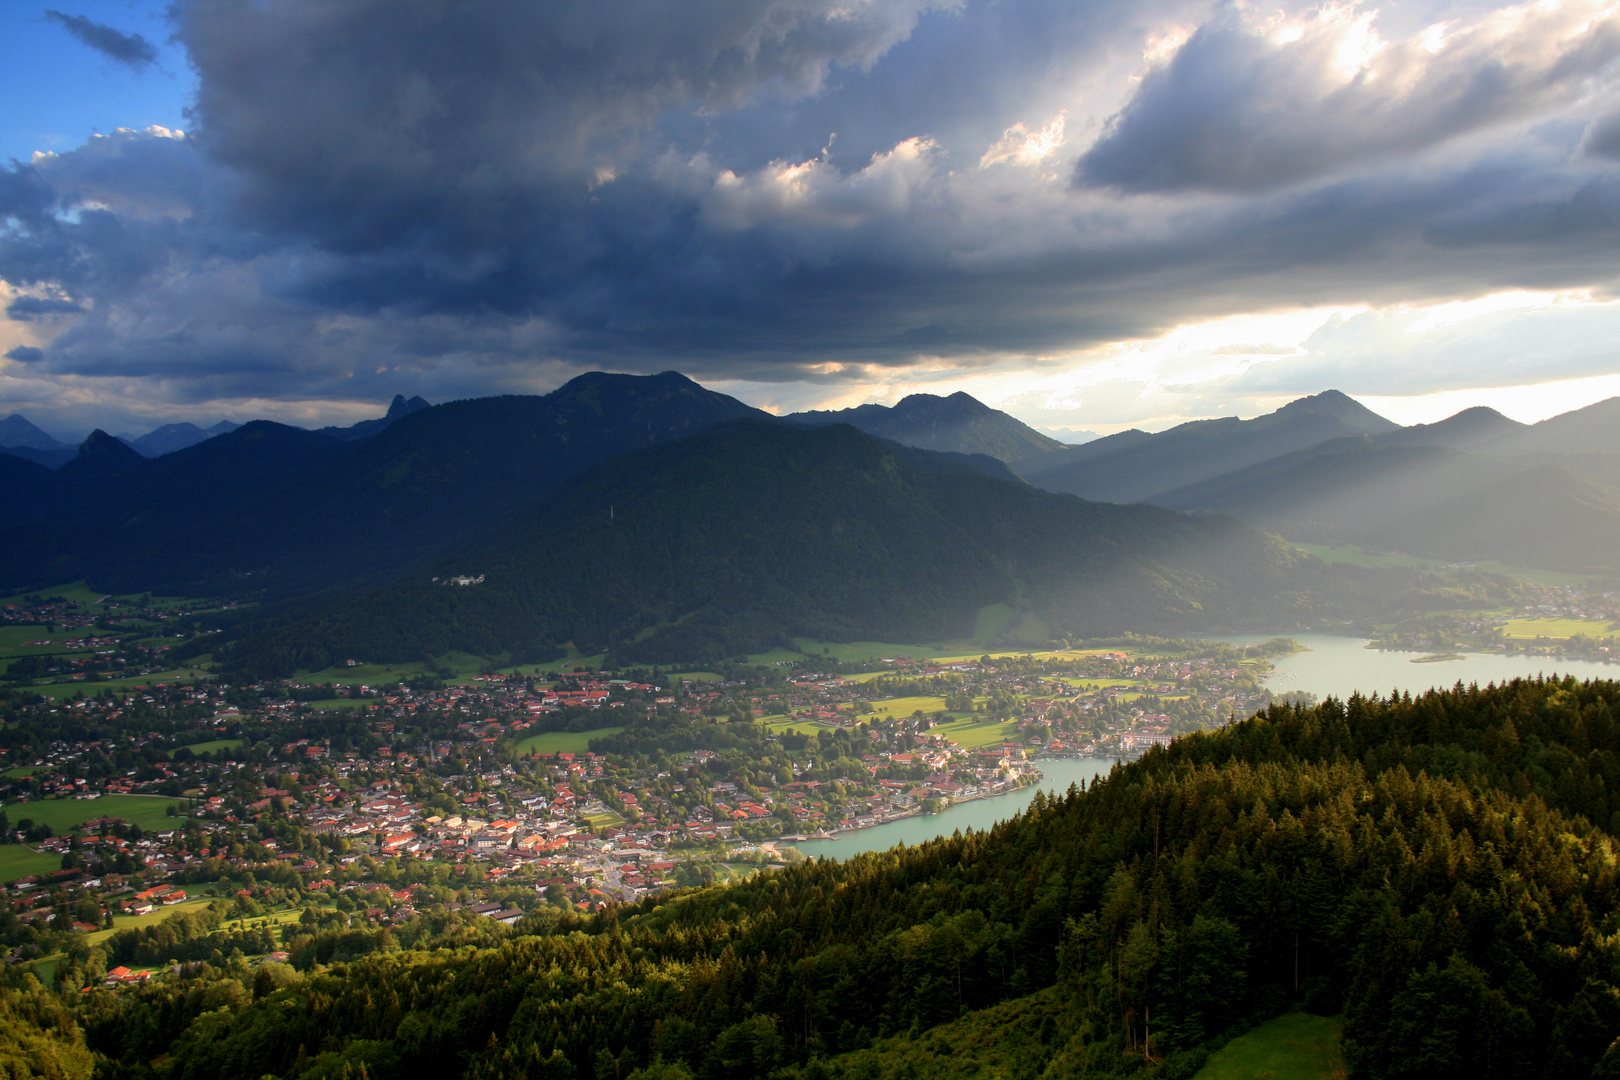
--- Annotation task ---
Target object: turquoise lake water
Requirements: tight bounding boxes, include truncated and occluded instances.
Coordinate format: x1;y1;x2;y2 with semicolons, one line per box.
785;632;1617;860
1213;631;1618;702
785;757;1113;860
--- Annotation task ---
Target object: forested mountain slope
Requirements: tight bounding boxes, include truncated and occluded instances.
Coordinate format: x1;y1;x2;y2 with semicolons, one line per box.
0;371;764;599
790;391;1065;465
210;419;1430;675
13;676;1620;1080
1019;390;1399;503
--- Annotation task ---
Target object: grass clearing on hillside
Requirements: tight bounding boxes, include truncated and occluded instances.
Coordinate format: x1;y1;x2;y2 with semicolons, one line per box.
517;727;624;755
1194;1012;1345;1080
0;845;65;882
1292;544;1435;570
1293;543;1616;588
1501;616;1617;639
3;793;188;833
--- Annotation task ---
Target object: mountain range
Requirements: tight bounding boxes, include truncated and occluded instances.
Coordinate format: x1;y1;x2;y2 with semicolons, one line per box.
0;392;433;466
217;418;1345;675
781;387;1620;574
3;369;1611;673
788;391;1068;465
0;372;760;603
1128;396;1620;573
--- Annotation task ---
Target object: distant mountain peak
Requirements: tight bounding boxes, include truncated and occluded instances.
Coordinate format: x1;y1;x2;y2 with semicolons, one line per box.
0;413;69;451
788;389;1062;465
386;394;431;420
68;429;146;472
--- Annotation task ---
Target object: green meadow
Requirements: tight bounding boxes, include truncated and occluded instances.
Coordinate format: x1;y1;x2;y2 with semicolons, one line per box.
1193;1012;1346;1080
0;845;66;882
1500;616;1617;639
516;727;624;755
173;739;245;758
929;715;1022;749
861;695;950;718
3;794;189;833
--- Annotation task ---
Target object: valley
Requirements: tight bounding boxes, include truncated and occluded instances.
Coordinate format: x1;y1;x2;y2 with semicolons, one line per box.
5;373;1620;1080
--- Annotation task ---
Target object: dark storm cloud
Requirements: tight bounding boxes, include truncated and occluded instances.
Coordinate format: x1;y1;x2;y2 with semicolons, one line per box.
44;10;159;69
5;296;85;319
8;0;1620;428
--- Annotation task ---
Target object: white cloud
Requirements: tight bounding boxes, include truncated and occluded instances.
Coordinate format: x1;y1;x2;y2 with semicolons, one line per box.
979;111;1066;168
702;136;939;228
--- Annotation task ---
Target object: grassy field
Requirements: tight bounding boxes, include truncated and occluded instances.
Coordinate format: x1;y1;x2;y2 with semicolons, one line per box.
1194;1012;1346;1080
306;698;368;711
1501;616;1617;639
583;809;624;829
863;695;950;718
3;794;188;833
0;845;66;881
0;582;109;607
930;715;1022;749
517;727;624;755
2;766;40;778
32;668;215;699
0;626;78;655
174;739;244;758
85;897;215;944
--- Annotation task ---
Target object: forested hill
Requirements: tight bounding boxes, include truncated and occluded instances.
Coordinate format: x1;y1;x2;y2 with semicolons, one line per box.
789;391;1066;465
0;371;764;600
11;676;1620;1080
211;419;1394;675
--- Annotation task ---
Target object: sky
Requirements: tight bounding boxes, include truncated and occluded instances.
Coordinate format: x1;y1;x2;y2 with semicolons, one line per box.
4;0;1620;440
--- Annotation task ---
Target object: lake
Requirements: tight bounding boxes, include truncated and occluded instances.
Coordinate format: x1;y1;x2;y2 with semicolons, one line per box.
784;756;1114;860
783;632;1620;860
1206;631;1620;702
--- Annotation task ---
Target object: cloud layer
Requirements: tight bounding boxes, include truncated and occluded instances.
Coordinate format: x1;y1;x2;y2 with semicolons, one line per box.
4;0;1620;433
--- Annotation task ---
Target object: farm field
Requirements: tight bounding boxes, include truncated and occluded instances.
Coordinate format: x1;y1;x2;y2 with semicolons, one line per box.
0;626;78;653
86;897;215;945
516;727;624;755
174;739;244;758
0;844;66;882
929;715;1021;749
1193;1012;1345;1080
863;695;949;718
3;793;189;833
0;582;109;607
1500;616;1616;639
32;669;215;699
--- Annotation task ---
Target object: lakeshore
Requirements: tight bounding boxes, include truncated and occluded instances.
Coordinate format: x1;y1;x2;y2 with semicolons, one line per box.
783;756;1114;860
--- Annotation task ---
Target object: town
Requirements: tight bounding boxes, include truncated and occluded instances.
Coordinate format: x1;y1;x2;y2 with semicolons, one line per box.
0;631;1292;988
